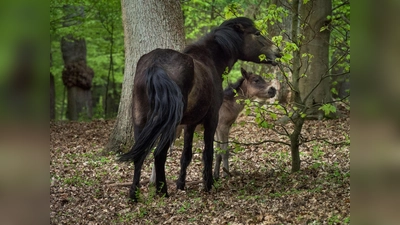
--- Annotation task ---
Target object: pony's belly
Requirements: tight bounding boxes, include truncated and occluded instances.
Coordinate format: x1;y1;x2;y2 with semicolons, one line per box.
180;103;210;125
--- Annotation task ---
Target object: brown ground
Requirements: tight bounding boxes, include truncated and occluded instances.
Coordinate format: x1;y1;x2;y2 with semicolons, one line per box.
50;112;350;224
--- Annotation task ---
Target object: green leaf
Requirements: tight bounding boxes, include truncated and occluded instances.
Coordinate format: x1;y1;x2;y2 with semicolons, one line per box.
260;121;269;128
319;104;337;116
270;112;277;120
281;53;293;63
259;54;266;62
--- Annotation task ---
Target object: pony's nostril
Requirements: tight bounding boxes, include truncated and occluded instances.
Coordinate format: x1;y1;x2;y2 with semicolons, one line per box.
268;87;276;96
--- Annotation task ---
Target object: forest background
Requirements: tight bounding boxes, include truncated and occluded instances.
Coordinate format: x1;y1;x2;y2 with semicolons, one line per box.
50;0;350;121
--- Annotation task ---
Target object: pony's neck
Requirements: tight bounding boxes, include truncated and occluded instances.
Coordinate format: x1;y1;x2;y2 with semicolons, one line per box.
184;38;239;76
208;40;238;75
224;78;247;100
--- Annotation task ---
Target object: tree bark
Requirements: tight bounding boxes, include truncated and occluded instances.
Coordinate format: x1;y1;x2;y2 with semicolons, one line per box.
105;0;185;153
290;116;304;172
60;38;94;120
298;0;333;118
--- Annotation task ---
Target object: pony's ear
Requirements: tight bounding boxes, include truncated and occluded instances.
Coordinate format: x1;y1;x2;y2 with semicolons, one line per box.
233;23;245;33
240;67;249;79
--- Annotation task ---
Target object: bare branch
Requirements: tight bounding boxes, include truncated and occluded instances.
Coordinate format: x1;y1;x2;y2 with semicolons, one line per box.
215;139;291;147
301;137;349;147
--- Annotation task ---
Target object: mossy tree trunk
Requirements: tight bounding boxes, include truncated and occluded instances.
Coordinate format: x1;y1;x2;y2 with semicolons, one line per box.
61;6;94;121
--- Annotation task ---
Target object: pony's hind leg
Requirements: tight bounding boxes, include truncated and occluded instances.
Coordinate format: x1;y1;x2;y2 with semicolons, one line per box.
154;143;170;198
203;119;218;192
176;124;196;190
129;158;144;201
128;123;146;202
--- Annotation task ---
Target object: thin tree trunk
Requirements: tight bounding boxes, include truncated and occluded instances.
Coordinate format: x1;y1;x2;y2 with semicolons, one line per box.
60;87;66;119
50;73;55;120
290;116;304;172
105;0;185;153
105;24;114;118
289;0;303;172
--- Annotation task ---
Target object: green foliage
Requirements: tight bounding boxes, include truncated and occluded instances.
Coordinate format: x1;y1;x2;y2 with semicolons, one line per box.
330;0;350;73
177;201;191;213
319;104;337;116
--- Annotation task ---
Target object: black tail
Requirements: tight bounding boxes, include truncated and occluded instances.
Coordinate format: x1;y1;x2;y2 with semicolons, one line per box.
119;65;184;164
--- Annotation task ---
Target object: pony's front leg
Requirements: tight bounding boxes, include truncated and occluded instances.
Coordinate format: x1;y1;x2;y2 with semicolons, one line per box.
214;153;222;180
176;124;196;190
154;144;170;197
213;130;223;180
216;125;231;178
221;146;230;178
149;165;156;184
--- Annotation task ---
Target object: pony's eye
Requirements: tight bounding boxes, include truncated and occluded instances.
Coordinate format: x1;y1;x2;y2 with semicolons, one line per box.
255;31;261;36
254;79;260;83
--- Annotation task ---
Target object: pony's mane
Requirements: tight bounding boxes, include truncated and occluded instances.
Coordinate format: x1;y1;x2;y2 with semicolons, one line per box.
184;17;255;58
224;77;245;100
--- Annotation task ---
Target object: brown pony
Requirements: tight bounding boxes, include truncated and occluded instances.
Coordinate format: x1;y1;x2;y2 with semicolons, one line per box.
214;68;276;179
119;17;280;201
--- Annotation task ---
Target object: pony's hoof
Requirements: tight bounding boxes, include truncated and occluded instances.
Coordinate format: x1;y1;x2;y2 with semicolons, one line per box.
204;180;213;192
158;191;169;198
128;194;139;203
176;181;185;190
128;187;139;202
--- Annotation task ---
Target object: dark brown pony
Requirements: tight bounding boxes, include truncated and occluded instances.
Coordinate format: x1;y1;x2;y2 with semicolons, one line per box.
119;17;281;201
214;68;276;179
149;68;276;182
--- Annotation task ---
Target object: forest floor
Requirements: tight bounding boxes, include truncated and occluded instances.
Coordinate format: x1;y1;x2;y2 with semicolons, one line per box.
50;110;350;224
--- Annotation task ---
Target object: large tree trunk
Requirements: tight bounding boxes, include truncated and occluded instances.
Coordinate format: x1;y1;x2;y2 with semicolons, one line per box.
298;0;332;118
105;0;185;153
61;36;94;120
61;5;94;121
